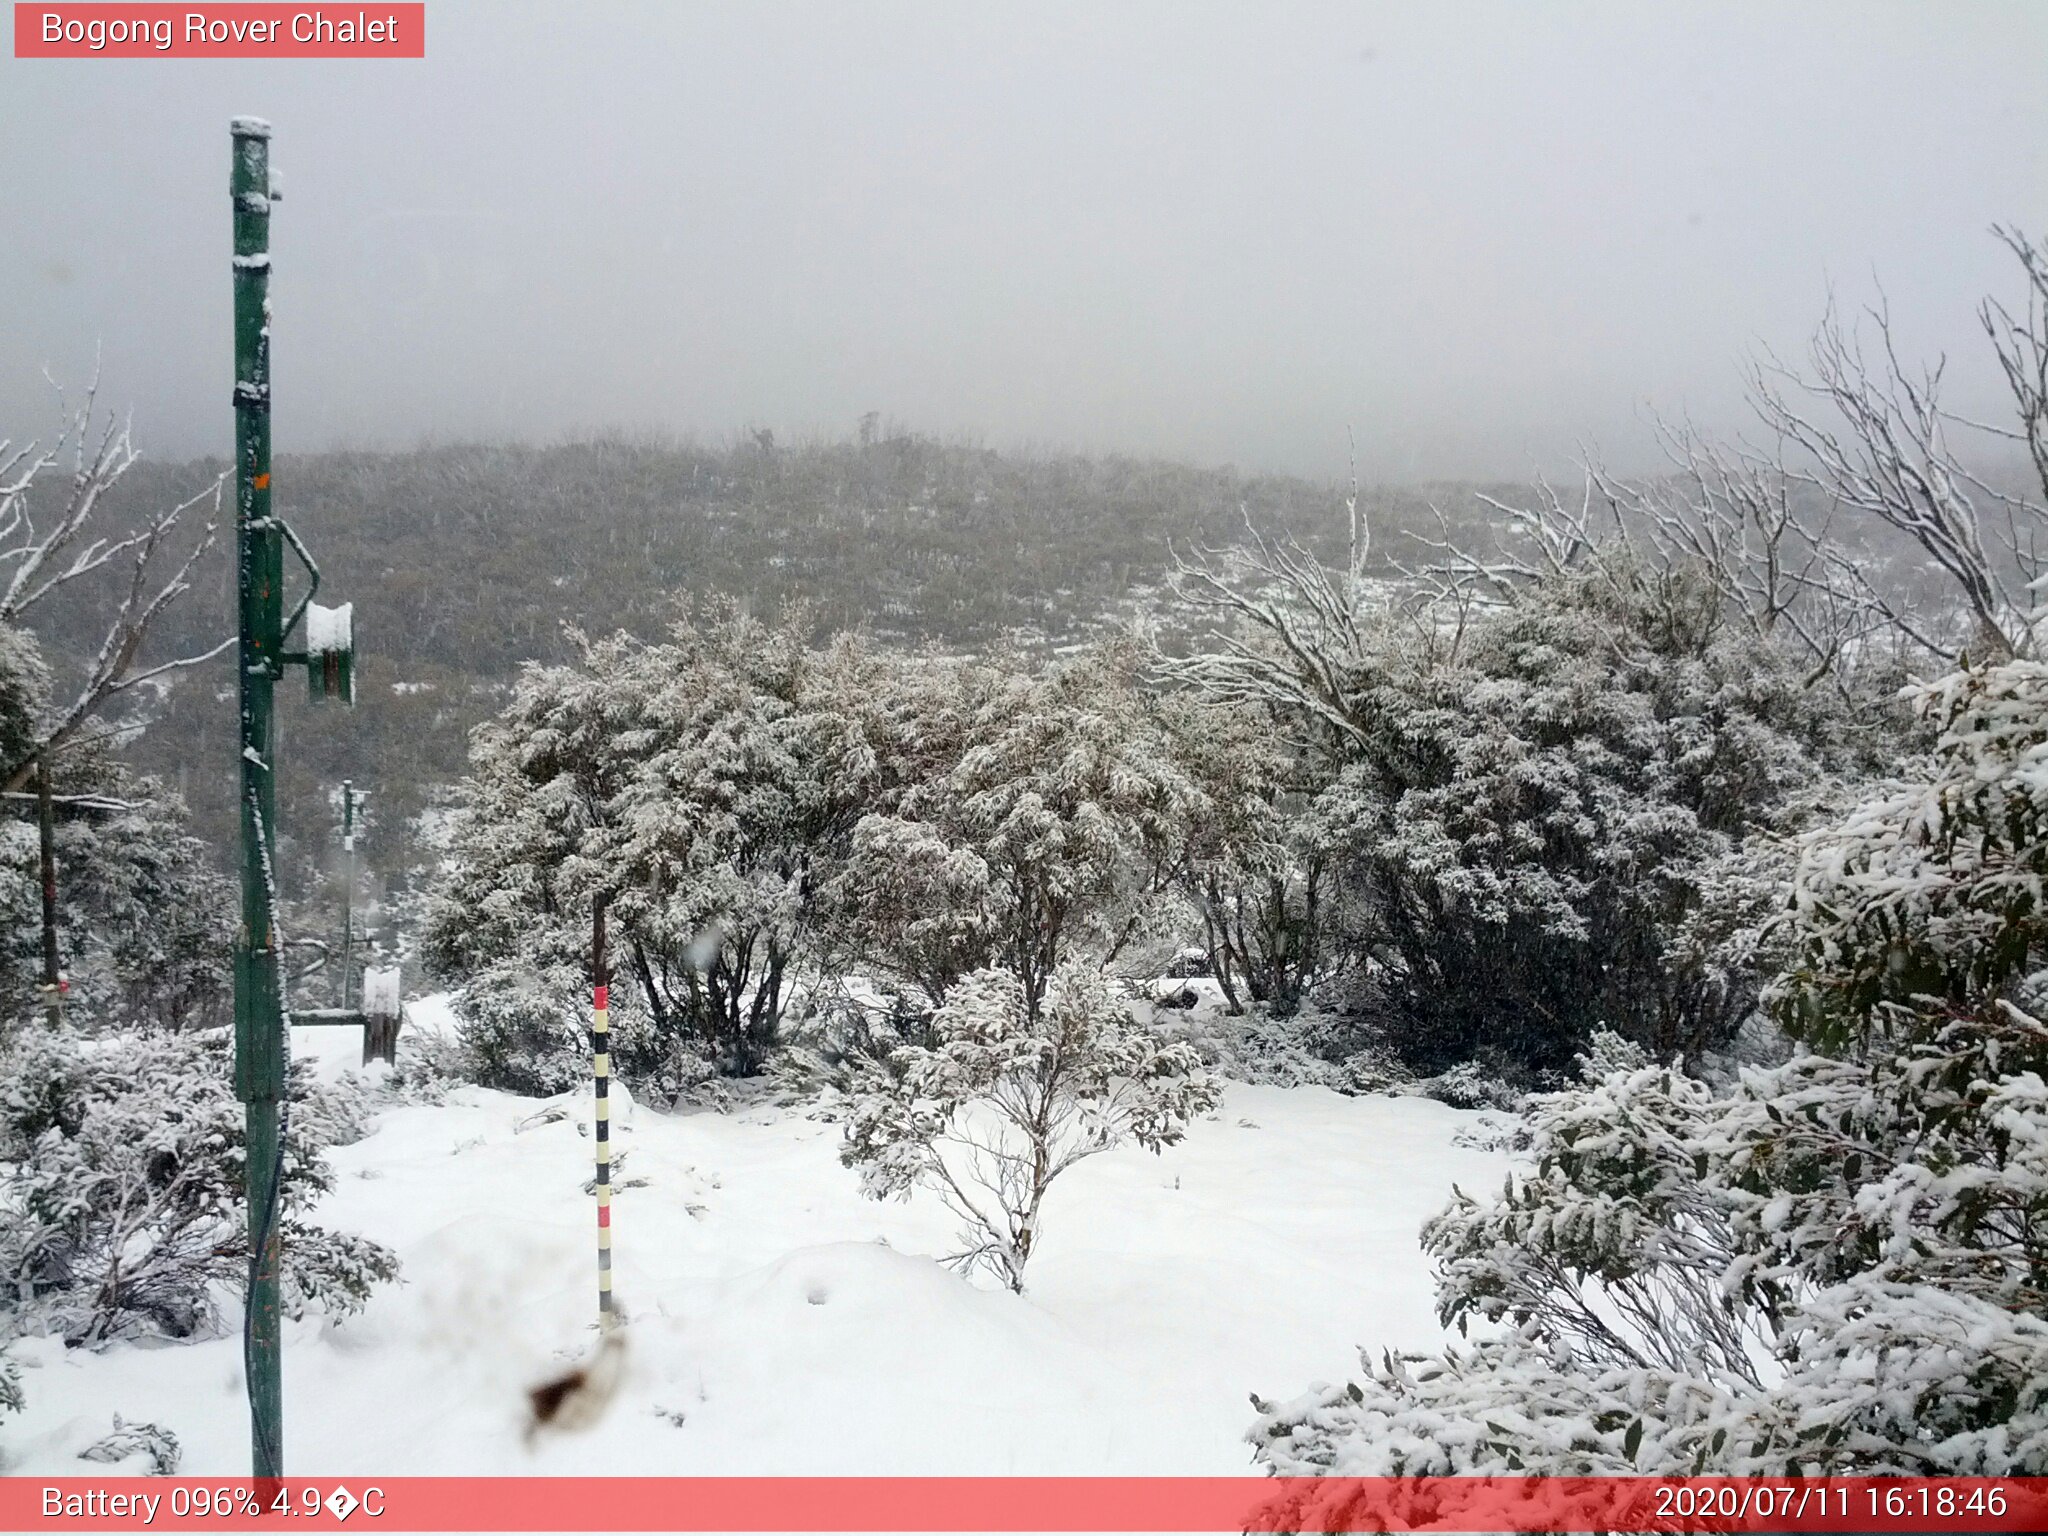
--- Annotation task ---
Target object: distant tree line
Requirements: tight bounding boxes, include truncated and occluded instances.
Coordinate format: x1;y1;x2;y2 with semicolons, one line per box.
43;430;1494;900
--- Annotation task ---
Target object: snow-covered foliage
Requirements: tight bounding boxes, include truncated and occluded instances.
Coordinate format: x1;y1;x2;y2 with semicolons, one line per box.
77;1413;180;1474
1780;659;2048;1045
0;1026;397;1345
430;613;1206;1088
0;776;233;1031
442;960;593;1097
1415;1054;1540;1111
1252;1021;2048;1478
378;1015;470;1107
1248;657;2048;1480
1207;1006;1409;1095
1160;696;1340;1017
841;962;1218;1291
427;601;872;1078
1176;550;1862;1072
1343;561;1857;1069
829;639;1201;1023
0;620;231;1031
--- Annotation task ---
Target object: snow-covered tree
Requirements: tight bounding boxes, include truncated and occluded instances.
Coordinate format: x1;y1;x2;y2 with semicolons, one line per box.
0;386;228;794
0;767;232;1032
426;602;874;1079
0;1026;397;1344
1160;696;1340;1017
1323;557;1848;1068
598;616;875;1074
1740;226;2048;665
1248;655;2048;1483
812;650;1014;1018
829;641;1203;1026
0;609;231;1034
841;961;1218;1291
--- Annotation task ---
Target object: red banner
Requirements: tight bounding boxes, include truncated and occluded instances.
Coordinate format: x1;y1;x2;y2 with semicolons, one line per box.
12;5;425;58
4;1476;2046;1532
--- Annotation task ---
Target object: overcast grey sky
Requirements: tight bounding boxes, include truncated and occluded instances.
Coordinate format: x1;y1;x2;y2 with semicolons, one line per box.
1;0;2042;481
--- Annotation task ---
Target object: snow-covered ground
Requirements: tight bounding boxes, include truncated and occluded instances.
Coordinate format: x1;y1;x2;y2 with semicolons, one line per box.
3;998;1505;1477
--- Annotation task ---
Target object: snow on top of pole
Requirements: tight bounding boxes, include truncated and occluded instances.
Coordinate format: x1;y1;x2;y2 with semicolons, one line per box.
230;116;274;139
363;966;402;1018
306;601;353;656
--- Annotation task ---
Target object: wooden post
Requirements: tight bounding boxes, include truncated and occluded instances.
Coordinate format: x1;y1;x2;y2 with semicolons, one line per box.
361;964;401;1067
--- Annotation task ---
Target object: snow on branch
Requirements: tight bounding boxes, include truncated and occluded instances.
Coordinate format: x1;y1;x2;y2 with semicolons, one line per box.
0;376;230;792
1744;245;2048;662
1164;503;1381;747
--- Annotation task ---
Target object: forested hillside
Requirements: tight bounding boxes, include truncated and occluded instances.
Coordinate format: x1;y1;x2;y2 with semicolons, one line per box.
46;432;1489;883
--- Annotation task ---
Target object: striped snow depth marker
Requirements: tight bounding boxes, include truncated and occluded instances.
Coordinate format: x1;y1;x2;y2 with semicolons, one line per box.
593;897;615;1327
594;979;614;1322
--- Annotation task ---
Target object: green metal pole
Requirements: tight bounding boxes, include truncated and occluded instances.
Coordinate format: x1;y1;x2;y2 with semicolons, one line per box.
230;115;285;1482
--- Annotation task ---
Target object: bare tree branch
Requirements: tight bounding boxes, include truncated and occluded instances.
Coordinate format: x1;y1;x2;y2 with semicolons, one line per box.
0;382;230;791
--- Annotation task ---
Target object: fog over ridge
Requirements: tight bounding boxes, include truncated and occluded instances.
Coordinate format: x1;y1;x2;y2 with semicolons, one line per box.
2;0;2042;484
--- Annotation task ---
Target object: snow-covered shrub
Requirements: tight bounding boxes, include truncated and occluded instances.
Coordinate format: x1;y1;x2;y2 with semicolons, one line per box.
427;604;875;1078
1417;1054;1541;1112
830;640;1202;1021
641;1032;731;1110
0;1351;20;1422
382;1021;469;1107
1213;1007;1409;1095
1253;1015;2048;1477
1331;560;1850;1072
449;960;599;1096
1173;542;1868;1073
78;1414;180;1475
1248;657;2048;1478
788;983;935;1074
0;1026;397;1344
1160;697;1344;1017
1778;658;2048;1044
841;962;1219;1291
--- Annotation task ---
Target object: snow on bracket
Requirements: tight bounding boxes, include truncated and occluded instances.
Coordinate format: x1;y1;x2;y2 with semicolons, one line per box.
362;966;402;1018
306;601;353;656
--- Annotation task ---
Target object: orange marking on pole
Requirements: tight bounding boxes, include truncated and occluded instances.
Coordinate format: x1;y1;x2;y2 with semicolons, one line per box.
254;472;270;489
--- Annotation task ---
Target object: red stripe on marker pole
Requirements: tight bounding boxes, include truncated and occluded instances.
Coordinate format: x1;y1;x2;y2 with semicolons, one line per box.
6;1477;2044;1531
594;984;608;1010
